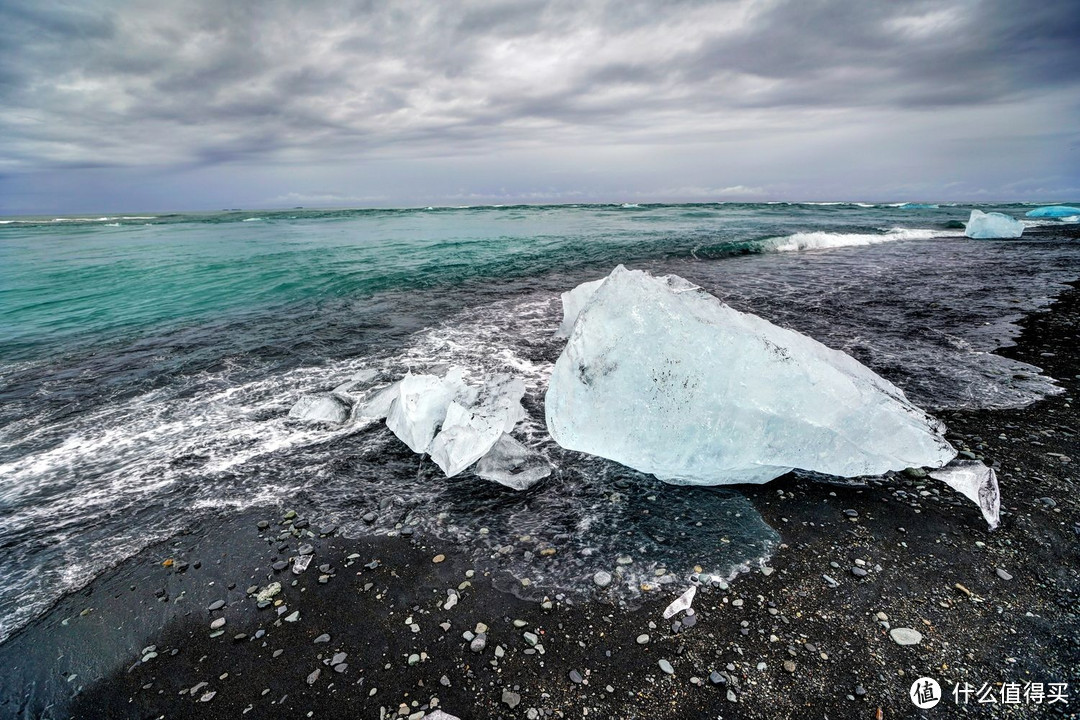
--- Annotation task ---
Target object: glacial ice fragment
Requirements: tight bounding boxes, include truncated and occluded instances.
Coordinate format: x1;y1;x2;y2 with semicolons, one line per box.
555;278;606;338
545;265;957;486
662;586;697;619
928;460;1001;530
288;394;351;424
1025;205;1080;218
385;370;470;453
474;433;551;490
428;375;527;477
351;382;400;422
964;210;1024;239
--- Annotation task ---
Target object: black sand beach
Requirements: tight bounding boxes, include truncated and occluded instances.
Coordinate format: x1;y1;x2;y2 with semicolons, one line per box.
2;277;1078;720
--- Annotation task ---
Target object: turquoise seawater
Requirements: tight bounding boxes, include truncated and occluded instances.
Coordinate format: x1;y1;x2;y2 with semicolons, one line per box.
1;201;1078;645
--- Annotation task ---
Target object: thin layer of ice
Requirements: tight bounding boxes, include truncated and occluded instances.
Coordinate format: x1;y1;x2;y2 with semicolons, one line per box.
474;433;551;490
288;394;351;424
964;210;1024;239
928;460;1001;530
545;265;957;486
555;278;606;338
1025;205;1080;218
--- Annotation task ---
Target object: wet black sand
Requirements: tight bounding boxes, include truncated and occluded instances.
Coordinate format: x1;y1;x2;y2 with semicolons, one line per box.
2;281;1079;720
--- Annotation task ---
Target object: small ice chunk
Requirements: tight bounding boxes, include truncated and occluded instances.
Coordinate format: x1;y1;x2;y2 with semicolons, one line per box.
546;266;956;486
333;368;378;398
555;278;607;338
929;460;1001;530
662;585;697;619
385;370;468;453
352;382;400;421
1025;205;1080;218
428;375;526;476
964;210;1024;239
474;434;551;490
288;394;351;424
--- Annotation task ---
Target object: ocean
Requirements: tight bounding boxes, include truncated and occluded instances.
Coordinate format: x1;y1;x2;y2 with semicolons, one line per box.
1;202;1078;644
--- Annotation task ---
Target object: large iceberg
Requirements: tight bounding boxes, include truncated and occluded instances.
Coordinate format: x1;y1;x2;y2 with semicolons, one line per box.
1025;205;1080;218
556;278;606;338
964;210;1024;239
545;266;957;485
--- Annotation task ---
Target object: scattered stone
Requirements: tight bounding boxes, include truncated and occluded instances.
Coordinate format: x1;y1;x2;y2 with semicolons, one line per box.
843;509;859;518
210;618;225;630
996;568;1014;581
569;669;583;684
362;512;377;524
658;659;675;675
889;628;923;646
636;634;650;645
470;634;487;653
433;554;446;563
208;600;225;611
709;671;726;685
306;669;320;685
593;570;613;588
284;611;300;623
314;633;330;644
783;660;796;673
257;520;270;530
502;690;521;709
523;632;539;646
852;567;868;578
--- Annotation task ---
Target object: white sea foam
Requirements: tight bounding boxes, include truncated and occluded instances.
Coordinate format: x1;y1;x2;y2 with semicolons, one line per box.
766;227;955;252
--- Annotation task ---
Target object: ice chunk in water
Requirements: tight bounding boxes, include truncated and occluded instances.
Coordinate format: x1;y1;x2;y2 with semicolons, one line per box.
352;382;400;421
662;585;697;619
964;210;1024;239
474;433;551;490
1025;205;1080;218
428;374;526;476
546;265;957;486
555;278;606;338
929;460;1001;530
289;394;351;424
385;370;469;453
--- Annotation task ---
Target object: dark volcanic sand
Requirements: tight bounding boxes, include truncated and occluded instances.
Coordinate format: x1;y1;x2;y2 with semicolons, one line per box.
2;283;1079;720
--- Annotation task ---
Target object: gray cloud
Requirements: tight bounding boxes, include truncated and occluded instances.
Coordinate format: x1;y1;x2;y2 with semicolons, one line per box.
0;0;1078;211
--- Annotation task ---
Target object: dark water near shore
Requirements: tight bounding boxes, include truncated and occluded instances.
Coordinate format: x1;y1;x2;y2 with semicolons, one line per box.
2;202;1079;643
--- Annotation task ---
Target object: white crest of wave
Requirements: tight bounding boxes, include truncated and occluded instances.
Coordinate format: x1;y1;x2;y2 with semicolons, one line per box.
767;227;955;252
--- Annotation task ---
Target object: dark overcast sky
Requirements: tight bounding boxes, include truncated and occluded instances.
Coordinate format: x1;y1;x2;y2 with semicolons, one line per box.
1;0;1078;213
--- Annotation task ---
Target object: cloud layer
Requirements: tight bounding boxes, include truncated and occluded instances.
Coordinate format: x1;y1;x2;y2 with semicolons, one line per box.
1;0;1078;211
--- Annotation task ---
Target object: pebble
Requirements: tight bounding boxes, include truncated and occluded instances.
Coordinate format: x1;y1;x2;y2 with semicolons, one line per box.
207;600;225;611
502;690;521;709
298;544;314;556
523;632;539;646
470;634;487;653
257;521;269;530
210;618;226;630
851;567;868;577
658;659;675;675
362;512;377;524
433;554;446;563
284;611;300;623
709;671;726;685
889;628;923;646
593;570;613;588
319;525;336;536
569;669;583;684
996;568;1014;581
314;633;330;644
843;509;859;518
783;660;796;673
636;634;650;645
306;669;320;685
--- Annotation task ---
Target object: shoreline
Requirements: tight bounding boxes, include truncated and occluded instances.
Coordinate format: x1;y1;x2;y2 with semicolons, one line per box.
0;281;1077;719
